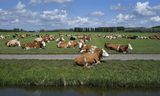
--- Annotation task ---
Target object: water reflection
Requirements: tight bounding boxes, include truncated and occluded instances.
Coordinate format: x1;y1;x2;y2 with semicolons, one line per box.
0;87;160;96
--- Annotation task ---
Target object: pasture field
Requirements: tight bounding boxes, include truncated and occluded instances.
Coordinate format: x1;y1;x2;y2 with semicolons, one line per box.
0;32;160;54
0;59;159;88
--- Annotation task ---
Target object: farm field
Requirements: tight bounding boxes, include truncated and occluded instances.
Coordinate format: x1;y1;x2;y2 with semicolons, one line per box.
0;32;160;54
0;59;159;88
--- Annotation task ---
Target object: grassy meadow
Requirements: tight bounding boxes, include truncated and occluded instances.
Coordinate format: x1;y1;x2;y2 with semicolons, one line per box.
0;32;160;54
0;59;159;88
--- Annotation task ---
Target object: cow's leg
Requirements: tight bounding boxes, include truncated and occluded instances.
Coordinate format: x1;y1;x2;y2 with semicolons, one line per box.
96;61;100;64
94;60;100;65
25;47;30;50
65;45;68;48
73;46;75;49
83;58;91;68
127;49;131;54
123;51;127;54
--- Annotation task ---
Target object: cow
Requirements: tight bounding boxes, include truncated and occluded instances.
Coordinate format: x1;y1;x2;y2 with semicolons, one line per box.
34;35;55;43
76;34;91;42
5;39;21;47
34;37;43;42
105;43;133;53
21;41;46;50
0;35;5;39
68;41;79;48
74;48;109;68
149;34;160;40
57;41;71;48
80;44;97;53
127;36;138;39
70;36;77;40
43;35;55;41
56;37;65;43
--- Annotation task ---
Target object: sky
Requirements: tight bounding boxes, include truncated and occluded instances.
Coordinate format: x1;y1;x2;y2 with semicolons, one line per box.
0;0;160;30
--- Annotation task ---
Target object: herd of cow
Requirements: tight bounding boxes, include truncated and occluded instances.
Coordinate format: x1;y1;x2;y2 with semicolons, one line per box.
0;33;135;68
96;33;160;40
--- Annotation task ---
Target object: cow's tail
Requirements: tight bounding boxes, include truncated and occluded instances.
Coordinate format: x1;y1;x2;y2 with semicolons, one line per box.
128;43;133;50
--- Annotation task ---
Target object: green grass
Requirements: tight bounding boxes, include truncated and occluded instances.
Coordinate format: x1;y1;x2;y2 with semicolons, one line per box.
0;59;160;88
0;32;160;54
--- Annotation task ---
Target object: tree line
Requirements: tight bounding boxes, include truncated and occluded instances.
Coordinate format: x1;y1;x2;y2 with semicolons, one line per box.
74;27;125;32
0;26;160;32
74;26;160;32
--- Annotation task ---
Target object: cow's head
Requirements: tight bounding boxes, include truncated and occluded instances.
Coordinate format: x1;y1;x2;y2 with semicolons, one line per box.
78;42;83;49
102;49;109;57
17;41;21;47
128;43;133;50
41;41;46;49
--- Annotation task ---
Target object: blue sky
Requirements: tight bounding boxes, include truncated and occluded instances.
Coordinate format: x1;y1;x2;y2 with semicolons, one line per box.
0;0;160;30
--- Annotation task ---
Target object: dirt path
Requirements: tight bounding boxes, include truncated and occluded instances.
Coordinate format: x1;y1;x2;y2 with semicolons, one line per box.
0;54;160;60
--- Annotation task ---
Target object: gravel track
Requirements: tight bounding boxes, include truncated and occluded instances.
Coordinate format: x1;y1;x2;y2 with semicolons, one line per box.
0;54;160;60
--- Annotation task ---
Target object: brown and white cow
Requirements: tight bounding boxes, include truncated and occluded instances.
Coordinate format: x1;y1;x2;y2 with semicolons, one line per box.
5;39;21;47
57;41;71;48
105;43;133;53
79;44;97;53
0;35;5;39
76;34;91;42
34;35;55;43
74;48;109;68
55;37;65;43
68;41;79;48
21;41;46;50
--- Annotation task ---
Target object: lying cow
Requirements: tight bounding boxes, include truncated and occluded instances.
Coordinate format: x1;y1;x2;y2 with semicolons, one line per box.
57;41;71;48
34;35;55;43
74;48;109;68
70;36;77;40
56;37;65;43
5;39;21;47
0;35;5;39
68;41;79;48
80;44;97;53
21;41;46;50
105;43;133;53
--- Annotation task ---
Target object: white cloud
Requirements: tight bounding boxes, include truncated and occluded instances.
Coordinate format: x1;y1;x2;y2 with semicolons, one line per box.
30;0;41;3
30;0;72;4
91;11;104;17
116;13;135;22
150;16;160;22
0;9;10;15
111;3;123;10
16;1;25;10
135;1;155;16
67;16;89;26
11;19;19;23
27;19;40;24
153;5;160;10
27;11;38;17
40;9;67;21
16;1;26;13
1;0;160;30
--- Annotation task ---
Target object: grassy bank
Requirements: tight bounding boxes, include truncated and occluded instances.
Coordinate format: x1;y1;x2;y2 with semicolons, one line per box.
0;59;159;88
0;32;160;54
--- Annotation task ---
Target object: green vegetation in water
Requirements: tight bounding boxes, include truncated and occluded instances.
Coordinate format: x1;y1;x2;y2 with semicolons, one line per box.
0;59;159;88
